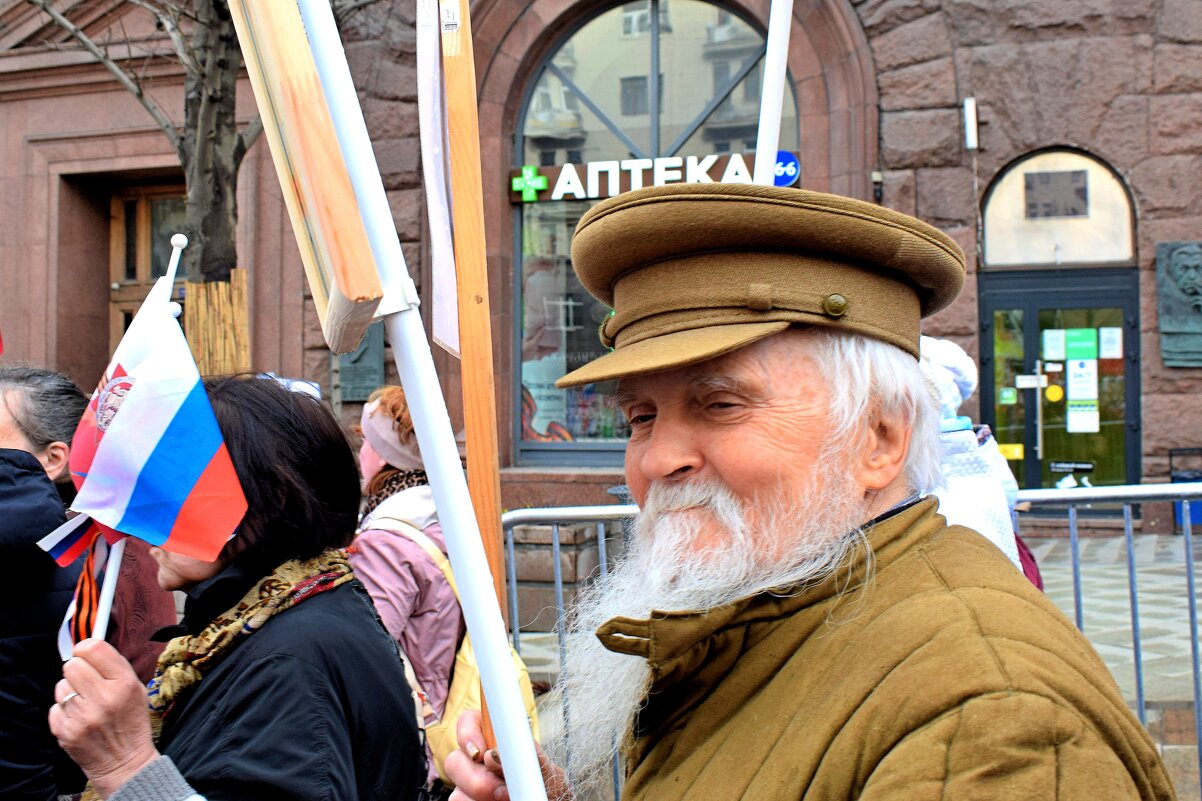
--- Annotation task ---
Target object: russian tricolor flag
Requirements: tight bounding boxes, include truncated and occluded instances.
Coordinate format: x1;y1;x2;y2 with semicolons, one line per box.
40;513;96;568
40;272;246;563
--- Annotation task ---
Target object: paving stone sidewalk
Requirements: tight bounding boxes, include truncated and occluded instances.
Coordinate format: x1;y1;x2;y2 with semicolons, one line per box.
1026;534;1202;708
1026;533;1202;798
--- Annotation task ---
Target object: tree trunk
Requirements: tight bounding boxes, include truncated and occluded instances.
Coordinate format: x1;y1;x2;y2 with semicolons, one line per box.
179;0;244;283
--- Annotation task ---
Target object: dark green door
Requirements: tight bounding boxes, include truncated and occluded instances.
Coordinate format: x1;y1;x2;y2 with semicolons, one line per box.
979;268;1141;490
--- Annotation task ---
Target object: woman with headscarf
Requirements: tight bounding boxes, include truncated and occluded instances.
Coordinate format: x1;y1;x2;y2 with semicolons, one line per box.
349;386;465;793
48;375;425;801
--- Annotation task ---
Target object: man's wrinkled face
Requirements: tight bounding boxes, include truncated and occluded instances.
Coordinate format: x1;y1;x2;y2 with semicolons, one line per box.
616;334;835;550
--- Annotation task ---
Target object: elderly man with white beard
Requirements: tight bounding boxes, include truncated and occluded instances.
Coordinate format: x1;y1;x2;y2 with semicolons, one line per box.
447;184;1175;801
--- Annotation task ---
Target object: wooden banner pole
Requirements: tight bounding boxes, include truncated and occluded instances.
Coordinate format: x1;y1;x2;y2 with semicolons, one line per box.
440;0;507;744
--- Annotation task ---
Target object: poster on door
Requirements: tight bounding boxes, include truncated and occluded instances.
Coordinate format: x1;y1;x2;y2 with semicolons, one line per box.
1064;328;1100;432
1099;326;1123;359
1066;358;1098;401
1043;328;1067;360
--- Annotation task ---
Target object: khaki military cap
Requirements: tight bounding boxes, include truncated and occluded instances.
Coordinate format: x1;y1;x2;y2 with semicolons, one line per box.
556;183;965;388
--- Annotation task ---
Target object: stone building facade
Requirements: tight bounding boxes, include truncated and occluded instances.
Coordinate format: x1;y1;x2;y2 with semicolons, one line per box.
1;0;1201;525
865;0;1202;494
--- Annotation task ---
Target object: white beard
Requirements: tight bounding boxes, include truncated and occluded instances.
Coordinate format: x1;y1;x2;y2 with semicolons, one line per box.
541;471;871;797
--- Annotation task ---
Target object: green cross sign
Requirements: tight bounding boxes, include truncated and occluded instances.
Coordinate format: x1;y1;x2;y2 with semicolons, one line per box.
511;165;548;202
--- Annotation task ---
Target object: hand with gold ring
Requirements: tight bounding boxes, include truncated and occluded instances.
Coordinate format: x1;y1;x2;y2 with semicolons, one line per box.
48;639;160;798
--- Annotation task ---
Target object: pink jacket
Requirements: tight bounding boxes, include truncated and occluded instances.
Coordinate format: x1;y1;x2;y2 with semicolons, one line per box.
348;485;465;722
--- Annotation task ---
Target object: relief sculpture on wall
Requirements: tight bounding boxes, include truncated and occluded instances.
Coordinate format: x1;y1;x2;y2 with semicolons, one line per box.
1157;241;1202;367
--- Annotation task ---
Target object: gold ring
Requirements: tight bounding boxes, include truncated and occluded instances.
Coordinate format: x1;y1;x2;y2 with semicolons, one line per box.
61;691;80;705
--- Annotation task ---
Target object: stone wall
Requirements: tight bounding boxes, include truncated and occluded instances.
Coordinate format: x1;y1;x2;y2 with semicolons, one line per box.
262;0;1202;511
856;0;1202;494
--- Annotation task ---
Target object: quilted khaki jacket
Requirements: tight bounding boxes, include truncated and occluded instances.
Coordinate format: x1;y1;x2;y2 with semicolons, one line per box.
597;498;1175;801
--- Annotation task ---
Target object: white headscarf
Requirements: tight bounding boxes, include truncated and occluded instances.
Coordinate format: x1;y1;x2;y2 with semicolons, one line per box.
919;335;979;420
360;397;425;471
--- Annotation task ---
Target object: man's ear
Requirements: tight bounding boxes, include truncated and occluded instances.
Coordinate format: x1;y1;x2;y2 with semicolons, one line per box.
855;410;912;493
42;441;71;483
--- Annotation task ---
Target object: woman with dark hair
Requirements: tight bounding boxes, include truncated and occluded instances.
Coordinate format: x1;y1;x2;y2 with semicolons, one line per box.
48;375;425;801
0;366;176;685
0;365;88;501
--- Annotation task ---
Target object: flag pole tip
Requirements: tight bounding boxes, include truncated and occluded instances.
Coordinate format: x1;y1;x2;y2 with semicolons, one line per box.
171;233;189;249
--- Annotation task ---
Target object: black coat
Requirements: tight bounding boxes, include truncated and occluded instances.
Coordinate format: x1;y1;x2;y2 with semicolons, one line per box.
155;561;425;801
0;448;79;801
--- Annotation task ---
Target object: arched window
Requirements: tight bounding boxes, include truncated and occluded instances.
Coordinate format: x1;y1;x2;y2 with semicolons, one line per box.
513;0;799;465
978;149;1140;491
982;148;1135;269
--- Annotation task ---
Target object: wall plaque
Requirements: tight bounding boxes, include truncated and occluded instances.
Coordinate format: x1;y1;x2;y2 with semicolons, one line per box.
336;321;386;401
1156;241;1202;367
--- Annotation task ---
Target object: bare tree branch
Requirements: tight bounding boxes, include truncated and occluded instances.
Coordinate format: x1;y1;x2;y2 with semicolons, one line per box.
25;0;183;157
234;113;263;168
126;0;202;76
28;0;382;283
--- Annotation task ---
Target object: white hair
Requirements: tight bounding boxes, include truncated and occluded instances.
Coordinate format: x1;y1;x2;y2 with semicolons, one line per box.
796;327;942;495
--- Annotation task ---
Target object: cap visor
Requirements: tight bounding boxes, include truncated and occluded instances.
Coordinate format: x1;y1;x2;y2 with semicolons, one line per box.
556;322;791;388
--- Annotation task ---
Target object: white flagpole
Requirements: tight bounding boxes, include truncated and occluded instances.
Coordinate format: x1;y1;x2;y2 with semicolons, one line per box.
295;3;547;798
164;233;187;285
752;0;794;186
90;537;126;641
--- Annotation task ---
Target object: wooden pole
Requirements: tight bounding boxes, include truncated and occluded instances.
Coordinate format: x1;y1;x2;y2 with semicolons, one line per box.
440;0;506;745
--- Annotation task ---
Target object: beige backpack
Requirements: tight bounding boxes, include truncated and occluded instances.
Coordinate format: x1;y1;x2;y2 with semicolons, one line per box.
369;516;541;785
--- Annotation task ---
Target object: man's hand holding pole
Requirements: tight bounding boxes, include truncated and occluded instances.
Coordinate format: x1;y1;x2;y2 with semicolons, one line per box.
448;711;570;801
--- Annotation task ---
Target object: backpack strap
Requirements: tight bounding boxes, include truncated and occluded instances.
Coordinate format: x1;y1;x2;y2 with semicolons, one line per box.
354;516;442;747
367;516;461;601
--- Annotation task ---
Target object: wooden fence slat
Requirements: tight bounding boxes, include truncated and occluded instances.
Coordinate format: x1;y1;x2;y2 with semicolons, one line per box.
183;269;251;376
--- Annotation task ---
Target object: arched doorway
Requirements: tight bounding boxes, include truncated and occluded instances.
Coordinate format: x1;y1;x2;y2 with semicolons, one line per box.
978;148;1141;490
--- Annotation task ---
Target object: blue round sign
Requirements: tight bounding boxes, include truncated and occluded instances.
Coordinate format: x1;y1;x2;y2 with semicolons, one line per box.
773;151;800;187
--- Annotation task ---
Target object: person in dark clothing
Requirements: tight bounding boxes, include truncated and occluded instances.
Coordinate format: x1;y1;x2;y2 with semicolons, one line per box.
0;365;177;798
0;367;176;685
0;366;90;801
0;448;76;801
49;375;425;801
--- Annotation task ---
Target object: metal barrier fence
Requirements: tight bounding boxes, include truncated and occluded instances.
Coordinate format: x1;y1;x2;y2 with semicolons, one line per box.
501;482;1202;797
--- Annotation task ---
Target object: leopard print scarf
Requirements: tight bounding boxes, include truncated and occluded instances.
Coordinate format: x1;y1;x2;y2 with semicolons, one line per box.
361;468;429;519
